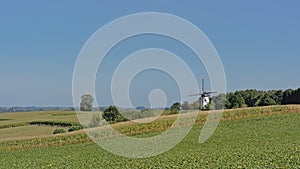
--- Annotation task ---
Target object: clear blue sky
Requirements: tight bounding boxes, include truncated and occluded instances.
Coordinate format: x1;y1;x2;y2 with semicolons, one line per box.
0;1;299;107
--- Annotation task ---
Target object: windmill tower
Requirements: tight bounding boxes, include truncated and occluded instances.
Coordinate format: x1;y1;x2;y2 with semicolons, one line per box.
190;79;216;110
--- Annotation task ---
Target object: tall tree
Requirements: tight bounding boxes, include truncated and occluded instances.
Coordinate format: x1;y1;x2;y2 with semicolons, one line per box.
211;93;226;110
226;93;245;109
80;94;94;111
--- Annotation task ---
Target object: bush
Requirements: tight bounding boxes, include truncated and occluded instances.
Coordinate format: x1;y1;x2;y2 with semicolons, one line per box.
68;126;83;132
53;128;65;134
103;106;120;122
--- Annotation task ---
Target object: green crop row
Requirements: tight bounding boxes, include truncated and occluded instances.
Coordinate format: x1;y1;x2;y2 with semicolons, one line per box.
29;120;82;127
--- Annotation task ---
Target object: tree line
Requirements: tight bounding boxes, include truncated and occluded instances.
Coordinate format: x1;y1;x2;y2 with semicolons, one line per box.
208;88;300;110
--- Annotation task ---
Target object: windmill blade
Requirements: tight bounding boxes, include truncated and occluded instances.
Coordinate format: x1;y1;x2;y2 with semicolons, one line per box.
204;91;217;94
189;93;201;96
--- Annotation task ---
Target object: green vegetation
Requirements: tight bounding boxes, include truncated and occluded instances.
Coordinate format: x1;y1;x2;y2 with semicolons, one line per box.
68;126;83;132
0;118;11;121
0;106;299;168
0;122;30;129
170;102;181;114
208;88;300;110
102;105;120;122
53;128;66;134
29;120;81;127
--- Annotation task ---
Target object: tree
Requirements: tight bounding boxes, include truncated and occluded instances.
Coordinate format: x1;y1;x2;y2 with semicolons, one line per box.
207;99;216;110
226;93;245;109
102;106;120;122
211;94;226;110
239;89;260;107
272;90;283;105
282;89;295;104
170;102;181;114
189;99;200;110
282;88;300;104
80;94;94;111
258;95;276;106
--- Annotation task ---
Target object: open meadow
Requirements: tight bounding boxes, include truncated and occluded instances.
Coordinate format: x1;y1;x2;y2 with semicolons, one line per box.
0;105;299;168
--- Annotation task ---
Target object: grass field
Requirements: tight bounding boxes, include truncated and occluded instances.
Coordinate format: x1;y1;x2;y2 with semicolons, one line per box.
0;105;299;168
0;111;78;126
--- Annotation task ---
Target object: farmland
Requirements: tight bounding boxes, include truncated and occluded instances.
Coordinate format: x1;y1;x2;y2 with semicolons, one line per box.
0;105;299;168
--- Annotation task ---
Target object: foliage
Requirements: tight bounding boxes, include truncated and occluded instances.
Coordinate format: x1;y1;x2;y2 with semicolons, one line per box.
170;102;181;114
221;88;300;109
29;120;81;127
282;88;300;104
256;94;277;106
0;118;11;121
189;99;200;110
226;92;246;109
102;106;120;122
68;126;83;132
53;128;65;134
210;93;226;109
80;94;94;111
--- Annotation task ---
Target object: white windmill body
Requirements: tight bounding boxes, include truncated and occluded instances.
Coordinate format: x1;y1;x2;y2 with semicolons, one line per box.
201;95;210;108
190;79;217;110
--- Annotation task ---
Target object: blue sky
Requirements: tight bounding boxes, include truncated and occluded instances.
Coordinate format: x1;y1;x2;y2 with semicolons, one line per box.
0;1;299;107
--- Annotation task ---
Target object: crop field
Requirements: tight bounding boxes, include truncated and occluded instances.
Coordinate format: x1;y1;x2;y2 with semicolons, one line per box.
0;106;299;168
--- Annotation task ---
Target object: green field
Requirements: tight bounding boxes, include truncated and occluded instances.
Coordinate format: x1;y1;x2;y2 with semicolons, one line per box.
0;106;299;168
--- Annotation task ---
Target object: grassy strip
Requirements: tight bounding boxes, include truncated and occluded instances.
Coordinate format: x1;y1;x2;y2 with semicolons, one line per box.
0;132;90;151
0;118;12;121
0;122;30;129
51;112;75;116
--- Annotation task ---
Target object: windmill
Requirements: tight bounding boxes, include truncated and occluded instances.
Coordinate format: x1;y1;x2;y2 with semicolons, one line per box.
189;79;217;110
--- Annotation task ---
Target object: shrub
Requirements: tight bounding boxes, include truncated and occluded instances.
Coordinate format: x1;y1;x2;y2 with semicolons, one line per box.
68;126;83;132
103;106;120;122
53;128;65;134
30;120;81;127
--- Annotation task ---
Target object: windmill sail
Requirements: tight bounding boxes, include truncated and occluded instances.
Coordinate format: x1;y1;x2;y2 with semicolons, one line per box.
189;78;217;110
